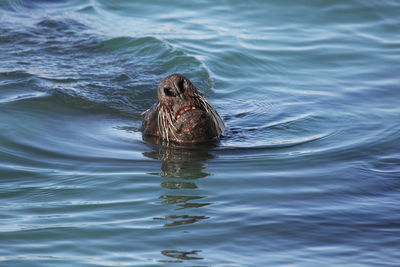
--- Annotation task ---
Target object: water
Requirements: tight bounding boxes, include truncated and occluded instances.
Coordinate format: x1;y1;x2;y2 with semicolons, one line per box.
1;0;399;266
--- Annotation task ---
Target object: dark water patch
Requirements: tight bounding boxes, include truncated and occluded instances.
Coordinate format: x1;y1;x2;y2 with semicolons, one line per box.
36;18;87;35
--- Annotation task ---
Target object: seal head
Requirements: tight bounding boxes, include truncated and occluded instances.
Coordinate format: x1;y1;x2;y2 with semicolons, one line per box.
141;74;224;143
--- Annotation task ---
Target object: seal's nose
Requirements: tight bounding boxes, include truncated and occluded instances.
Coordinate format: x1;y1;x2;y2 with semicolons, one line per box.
163;78;185;97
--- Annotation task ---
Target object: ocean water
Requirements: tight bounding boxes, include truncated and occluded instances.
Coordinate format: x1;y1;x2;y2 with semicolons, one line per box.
1;0;399;266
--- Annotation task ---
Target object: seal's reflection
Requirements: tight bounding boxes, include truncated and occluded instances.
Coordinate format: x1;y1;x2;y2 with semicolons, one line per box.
159;250;203;263
143;136;216;263
143;137;214;179
143;136;215;225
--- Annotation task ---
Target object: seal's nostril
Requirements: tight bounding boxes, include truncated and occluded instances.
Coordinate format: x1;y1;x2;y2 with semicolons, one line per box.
164;87;175;97
177;79;185;94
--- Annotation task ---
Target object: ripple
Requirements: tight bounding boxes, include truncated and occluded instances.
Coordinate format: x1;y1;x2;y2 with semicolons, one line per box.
219;96;331;152
0;92;48;104
370;157;400;174
4;0;87;11
1;1;400;266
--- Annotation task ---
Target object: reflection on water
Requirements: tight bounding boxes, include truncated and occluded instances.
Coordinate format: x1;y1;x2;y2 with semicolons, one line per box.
160;250;203;263
143;137;215;179
154;214;210;227
143;137;215;264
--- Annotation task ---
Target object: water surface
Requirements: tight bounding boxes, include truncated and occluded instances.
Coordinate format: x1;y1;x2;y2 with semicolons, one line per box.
1;0;400;266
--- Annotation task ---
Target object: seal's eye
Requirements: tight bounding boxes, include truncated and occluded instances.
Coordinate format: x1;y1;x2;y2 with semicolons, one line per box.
163;87;175;97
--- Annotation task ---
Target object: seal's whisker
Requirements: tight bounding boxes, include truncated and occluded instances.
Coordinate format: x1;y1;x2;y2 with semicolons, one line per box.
157;104;178;142
196;93;225;135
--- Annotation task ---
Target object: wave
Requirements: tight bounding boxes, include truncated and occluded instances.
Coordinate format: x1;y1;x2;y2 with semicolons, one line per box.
0;17;212;116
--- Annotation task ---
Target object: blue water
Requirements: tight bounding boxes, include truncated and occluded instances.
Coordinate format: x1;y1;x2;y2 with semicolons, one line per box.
1;0;400;266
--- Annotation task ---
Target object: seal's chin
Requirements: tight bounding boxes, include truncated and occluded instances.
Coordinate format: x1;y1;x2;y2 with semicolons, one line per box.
173;109;218;143
175;105;198;120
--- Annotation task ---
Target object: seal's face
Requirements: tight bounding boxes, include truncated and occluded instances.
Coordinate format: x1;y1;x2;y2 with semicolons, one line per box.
142;74;224;143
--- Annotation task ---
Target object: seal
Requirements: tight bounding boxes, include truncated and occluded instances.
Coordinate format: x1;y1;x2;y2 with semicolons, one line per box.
141;74;224;143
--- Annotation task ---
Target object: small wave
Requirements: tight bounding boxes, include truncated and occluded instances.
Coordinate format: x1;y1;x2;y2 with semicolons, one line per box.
0;92;48;104
0;70;34;80
221;132;330;151
361;157;400;175
222;98;274;121
263;113;315;129
1;17;212;115
4;0;84;12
